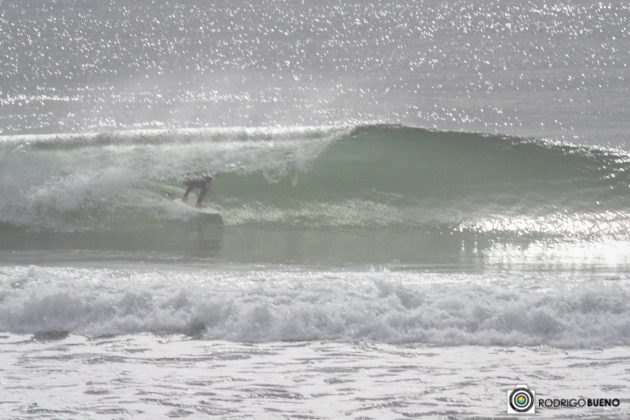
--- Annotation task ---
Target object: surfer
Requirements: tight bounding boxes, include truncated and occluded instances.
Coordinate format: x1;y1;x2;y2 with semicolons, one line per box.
182;174;213;208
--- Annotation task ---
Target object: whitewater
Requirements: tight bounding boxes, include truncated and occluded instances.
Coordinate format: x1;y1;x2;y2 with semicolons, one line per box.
2;0;630;418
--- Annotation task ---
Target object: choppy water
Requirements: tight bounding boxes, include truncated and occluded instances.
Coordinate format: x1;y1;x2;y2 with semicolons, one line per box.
2;336;628;419
1;265;629;418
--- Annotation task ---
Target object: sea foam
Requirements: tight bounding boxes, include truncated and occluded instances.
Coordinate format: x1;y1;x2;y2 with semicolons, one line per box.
1;265;628;348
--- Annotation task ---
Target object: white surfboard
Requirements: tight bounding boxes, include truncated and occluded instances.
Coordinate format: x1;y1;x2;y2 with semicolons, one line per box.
147;182;222;221
171;198;221;215
170;198;223;223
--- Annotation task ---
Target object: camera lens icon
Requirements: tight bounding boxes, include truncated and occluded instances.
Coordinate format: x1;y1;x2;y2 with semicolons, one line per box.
507;385;535;414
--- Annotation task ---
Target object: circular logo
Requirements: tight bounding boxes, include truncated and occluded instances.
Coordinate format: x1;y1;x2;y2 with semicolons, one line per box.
509;387;535;413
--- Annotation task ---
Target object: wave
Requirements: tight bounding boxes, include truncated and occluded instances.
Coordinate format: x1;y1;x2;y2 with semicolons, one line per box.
1;265;629;348
1;124;630;238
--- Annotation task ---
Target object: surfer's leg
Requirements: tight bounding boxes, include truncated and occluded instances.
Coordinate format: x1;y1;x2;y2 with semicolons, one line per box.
182;184;194;202
196;184;208;207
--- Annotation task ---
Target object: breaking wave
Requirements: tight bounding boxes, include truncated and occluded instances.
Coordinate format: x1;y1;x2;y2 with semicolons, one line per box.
1;265;629;348
1;124;630;239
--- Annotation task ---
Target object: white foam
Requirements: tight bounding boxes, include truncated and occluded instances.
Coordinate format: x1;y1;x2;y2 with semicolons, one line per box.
0;126;349;230
1;265;629;348
1;336;628;418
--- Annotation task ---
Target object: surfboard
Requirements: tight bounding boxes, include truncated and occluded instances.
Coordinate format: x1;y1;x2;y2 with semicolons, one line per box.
171;198;221;215
147;181;223;221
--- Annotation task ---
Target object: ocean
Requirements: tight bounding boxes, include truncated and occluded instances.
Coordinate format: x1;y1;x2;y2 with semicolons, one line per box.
1;0;629;418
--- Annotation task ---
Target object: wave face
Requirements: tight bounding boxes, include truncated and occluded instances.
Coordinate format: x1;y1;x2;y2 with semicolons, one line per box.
2;125;630;263
2;265;629;348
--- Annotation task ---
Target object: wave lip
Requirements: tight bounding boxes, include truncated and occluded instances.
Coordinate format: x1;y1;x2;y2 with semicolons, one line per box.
1;266;629;348
0;125;351;147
